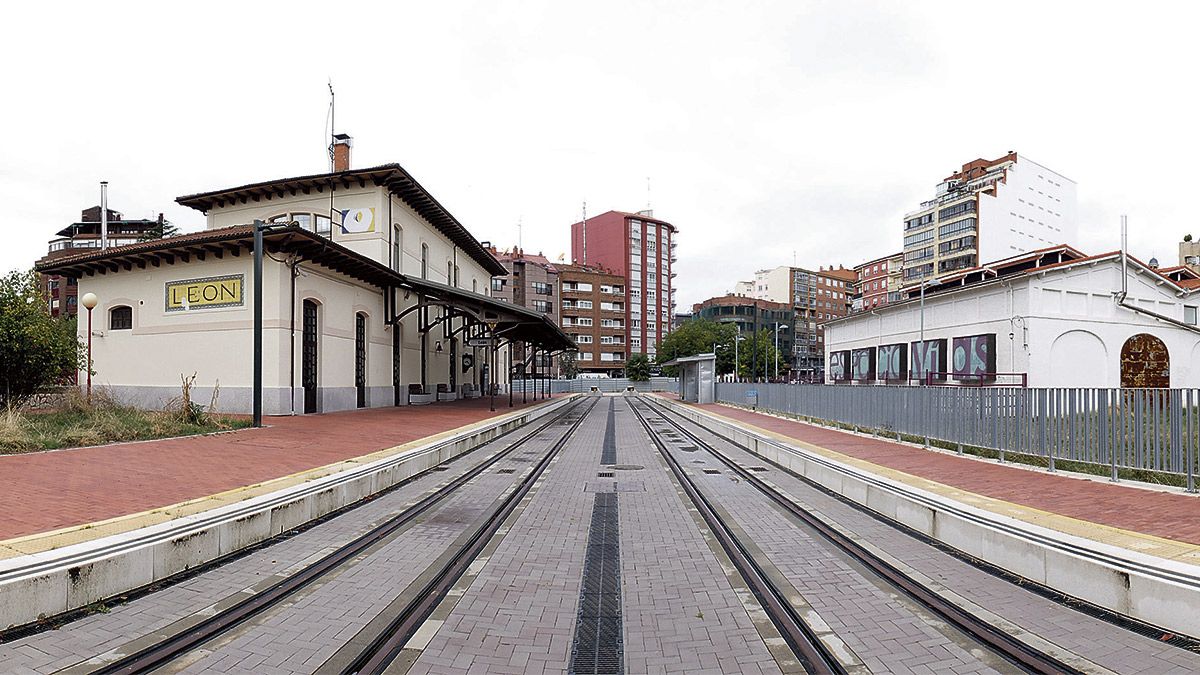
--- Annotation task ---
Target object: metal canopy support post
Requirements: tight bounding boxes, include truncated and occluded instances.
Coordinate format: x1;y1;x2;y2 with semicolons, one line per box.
489;328;496;412
419;296;428;392
522;343;528;404
252;220;264;428
508;342;513;408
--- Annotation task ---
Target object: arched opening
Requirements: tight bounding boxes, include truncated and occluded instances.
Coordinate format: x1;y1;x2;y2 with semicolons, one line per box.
302;300;319;413
355;312;368;408
421;243;429;279
391;224;402;272
1120;333;1169;388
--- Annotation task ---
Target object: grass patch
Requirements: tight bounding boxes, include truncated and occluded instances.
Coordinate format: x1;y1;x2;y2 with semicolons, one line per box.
2;388;250;454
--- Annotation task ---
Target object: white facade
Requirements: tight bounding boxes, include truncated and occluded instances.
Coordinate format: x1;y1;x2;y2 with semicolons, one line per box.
825;255;1200;388
977;157;1078;263
42;164;556;415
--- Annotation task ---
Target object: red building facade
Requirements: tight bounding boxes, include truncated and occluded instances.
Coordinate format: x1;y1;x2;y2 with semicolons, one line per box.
570;210;676;360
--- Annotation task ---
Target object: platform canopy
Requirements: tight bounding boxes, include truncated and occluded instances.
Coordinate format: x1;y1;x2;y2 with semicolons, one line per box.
36;223;575;354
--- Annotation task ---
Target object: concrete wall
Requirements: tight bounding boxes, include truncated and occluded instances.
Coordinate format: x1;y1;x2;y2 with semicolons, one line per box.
979;157;1078;263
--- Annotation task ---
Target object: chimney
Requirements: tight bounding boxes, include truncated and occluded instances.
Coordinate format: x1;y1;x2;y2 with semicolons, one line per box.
331;133;353;172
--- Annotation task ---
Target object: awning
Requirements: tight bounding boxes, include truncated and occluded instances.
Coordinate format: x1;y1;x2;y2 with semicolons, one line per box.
36;224;575;353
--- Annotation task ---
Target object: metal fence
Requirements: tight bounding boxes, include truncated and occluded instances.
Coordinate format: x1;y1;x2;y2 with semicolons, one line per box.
717;383;1200;488
511;377;679;394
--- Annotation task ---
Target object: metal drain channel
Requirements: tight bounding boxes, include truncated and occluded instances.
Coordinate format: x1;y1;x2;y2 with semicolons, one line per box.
569;492;624;675
601;399;617;465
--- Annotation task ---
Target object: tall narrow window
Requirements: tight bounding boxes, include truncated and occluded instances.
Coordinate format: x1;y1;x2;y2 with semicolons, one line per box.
472;279;478;293
454;265;460;287
421;244;429;279
392;224;402;272
447;261;454;285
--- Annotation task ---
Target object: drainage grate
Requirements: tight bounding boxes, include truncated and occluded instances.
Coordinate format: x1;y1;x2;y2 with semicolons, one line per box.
569;492;623;675
601;399;617;465
747;466;769;473
431;466;451;472
702;469;721;475
497;468;517;474
598;471;615;478
680;446;698;452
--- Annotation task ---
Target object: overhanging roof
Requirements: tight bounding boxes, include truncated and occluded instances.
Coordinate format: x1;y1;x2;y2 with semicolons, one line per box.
36;224;573;352
175;163;506;276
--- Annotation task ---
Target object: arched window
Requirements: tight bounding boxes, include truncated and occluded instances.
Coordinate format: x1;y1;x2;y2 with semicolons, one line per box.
472;279;478;293
392;224;402;272
454;265;460;287
110;305;133;330
421;244;429;279
447;261;453;285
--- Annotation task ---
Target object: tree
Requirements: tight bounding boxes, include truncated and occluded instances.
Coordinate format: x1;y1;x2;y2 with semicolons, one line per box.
655;319;737;376
737;328;784;381
1;269;85;409
626;353;651;381
137;218;179;242
559;351;579;379
1186;234;1194;243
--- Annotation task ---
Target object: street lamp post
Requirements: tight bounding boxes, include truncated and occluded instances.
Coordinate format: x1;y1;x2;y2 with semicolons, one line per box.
80;292;98;403
772;322;789;381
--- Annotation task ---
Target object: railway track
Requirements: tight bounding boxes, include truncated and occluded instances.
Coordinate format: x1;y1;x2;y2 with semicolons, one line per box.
83;396;597;675
628;395;1083;675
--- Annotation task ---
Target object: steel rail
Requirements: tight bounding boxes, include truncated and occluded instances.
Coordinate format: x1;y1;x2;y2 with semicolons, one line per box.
342;396;599;675
640;396;1084;675
626;397;845;675
85;397;590;675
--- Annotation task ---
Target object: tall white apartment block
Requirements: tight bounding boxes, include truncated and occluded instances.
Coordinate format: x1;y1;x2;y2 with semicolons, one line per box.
901;151;1077;287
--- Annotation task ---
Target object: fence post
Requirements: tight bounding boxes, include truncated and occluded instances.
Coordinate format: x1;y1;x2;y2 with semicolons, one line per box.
1188;389;1196;494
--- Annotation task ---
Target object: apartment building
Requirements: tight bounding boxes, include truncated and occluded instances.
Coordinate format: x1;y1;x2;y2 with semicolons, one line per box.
853;252;903;312
692;295;793;377
738;264;855;377
488;246;559;375
902;151;1077;288
569;209;677;360
39;206;166;317
557;263;627;375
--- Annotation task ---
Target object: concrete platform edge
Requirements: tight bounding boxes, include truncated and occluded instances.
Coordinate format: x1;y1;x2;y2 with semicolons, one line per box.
0;395;576;632
652;395;1200;641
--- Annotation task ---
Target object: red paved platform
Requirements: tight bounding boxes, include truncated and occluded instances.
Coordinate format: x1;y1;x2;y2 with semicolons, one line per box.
0;396;559;541
690;401;1200;547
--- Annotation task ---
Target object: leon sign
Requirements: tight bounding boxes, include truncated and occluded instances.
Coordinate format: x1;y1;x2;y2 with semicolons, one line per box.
165;274;244;312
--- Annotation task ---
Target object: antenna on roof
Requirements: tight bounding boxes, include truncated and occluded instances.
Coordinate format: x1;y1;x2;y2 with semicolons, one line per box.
646;176;651;210
517;215;523;251
327;79;336;171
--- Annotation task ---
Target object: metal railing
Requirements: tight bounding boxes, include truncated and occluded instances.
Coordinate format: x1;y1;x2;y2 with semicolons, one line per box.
512;377;679;394
716;383;1199;489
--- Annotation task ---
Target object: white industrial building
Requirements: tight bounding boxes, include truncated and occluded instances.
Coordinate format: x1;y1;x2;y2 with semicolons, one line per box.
825;246;1200;388
902;152;1078;288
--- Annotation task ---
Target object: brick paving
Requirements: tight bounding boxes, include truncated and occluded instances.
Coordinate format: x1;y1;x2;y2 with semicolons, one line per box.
0;395;558;540
0;412;559;674
693;401;1200;546
408;396;783;675
657;433;998;671
672;404;1200;673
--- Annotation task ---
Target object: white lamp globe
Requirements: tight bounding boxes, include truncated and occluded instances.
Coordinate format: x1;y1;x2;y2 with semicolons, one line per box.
80;292;98;310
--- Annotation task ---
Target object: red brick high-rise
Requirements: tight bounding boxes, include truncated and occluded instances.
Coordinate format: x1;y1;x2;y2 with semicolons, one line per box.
570;210;676;361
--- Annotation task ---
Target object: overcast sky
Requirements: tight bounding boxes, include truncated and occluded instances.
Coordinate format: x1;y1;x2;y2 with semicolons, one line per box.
3;1;1197;309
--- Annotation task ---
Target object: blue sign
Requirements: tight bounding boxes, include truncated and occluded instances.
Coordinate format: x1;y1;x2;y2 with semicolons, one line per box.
746;390;758;398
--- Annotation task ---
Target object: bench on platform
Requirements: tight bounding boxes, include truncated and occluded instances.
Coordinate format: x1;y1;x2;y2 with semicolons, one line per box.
408;384;435;405
436;383;458;402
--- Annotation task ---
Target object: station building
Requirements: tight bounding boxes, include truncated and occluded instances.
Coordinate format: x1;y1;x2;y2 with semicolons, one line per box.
824;245;1200;388
37;143;573;414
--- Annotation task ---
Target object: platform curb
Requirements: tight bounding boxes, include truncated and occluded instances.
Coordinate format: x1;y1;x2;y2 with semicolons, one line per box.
0;396;575;632
653;396;1200;641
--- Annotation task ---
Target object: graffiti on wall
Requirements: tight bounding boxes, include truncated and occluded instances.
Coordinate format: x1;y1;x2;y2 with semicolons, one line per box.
951;334;997;381
877;343;907;381
829;350;850;381
910;339;947;382
851;348;875;381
